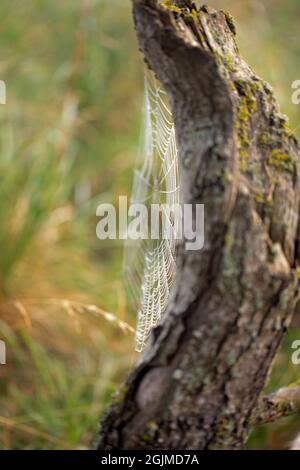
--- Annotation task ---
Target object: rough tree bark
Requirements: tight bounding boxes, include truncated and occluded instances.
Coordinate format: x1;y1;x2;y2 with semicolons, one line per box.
97;0;300;449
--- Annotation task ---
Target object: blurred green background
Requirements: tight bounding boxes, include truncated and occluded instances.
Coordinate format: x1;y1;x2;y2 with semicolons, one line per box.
0;0;299;449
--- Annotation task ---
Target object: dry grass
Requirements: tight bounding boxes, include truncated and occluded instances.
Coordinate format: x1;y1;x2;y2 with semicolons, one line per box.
0;0;300;450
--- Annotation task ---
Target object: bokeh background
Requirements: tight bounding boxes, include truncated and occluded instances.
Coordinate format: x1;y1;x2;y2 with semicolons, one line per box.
0;0;299;449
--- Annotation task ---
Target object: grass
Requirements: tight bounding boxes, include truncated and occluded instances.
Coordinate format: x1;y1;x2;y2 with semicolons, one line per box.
0;0;140;449
0;0;299;450
0;306;135;449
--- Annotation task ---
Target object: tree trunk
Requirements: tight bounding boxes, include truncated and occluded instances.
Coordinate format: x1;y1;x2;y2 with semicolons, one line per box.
97;0;300;450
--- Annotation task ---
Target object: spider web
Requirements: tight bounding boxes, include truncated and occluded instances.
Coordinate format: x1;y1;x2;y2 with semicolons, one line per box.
124;70;180;352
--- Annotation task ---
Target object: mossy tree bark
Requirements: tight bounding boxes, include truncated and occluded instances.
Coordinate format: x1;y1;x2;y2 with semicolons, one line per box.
97;0;300;450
